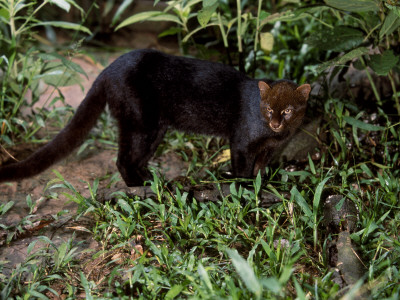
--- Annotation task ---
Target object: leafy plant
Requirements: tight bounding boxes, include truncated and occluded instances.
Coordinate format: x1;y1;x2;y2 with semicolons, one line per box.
0;0;91;144
47;171;103;218
115;0;321;77
0;235;82;299
305;0;400;113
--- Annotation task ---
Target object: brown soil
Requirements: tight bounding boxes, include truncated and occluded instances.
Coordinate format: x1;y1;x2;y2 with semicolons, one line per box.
0;143;186;282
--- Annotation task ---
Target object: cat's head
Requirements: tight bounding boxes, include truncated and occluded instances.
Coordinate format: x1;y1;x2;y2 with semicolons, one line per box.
258;80;311;133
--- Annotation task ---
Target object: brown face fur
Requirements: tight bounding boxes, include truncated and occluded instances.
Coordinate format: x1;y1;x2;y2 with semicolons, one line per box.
259;81;311;133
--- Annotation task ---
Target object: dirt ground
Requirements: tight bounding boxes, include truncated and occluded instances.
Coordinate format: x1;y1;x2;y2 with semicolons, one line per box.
0;142;187;275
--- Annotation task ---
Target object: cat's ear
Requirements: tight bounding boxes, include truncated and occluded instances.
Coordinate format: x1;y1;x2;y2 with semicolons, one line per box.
296;84;311;101
258;81;271;98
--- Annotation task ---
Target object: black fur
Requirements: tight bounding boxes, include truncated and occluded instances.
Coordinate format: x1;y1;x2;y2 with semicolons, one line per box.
0;49;310;186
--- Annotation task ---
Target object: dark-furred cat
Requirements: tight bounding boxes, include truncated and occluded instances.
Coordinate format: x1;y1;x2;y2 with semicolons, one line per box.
0;49;310;187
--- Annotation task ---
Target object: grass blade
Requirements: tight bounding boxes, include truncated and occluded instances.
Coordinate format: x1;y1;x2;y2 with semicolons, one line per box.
227;249;262;298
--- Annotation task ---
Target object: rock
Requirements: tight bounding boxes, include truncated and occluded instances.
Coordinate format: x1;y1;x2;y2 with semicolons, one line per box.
323;195;358;233
323;195;369;298
275;117;322;163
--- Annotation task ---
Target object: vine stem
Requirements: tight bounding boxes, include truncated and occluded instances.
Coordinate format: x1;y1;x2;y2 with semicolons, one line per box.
218;13;228;48
359;56;382;106
9;0;16;40
254;0;262;52
9;0;17;76
236;0;242;53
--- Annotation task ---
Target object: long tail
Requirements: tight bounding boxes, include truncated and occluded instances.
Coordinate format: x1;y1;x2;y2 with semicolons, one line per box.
0;76;107;183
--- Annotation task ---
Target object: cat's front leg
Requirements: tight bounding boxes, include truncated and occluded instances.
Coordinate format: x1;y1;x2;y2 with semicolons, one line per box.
117;162;151;187
252;148;273;177
230;143;257;179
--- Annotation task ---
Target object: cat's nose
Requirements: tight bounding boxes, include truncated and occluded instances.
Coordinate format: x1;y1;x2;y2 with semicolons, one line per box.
269;121;281;129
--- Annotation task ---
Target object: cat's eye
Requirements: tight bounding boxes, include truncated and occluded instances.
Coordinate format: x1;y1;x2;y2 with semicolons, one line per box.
266;106;273;113
282;108;292;114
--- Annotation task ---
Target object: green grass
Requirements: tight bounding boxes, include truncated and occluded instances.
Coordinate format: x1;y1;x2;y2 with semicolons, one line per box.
1;0;399;297
1;98;399;298
0;52;399;297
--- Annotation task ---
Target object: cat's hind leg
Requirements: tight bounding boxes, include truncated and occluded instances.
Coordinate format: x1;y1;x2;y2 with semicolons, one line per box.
116;127;166;187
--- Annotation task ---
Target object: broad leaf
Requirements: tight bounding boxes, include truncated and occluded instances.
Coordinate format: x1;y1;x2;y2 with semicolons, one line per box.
369;50;399;76
386;4;400;18
203;0;218;6
36;21;92;34
291;186;312;219
48;0;70;12
324;0;378;12
116;11;182;31
313;177;331;212
0;7;9;20
65;0;85;14
35;67;82;87
379;10;400;39
261;277;282;293
343;116;386;131
197;2;218;27
158;26;182;38
112;0;134;26
0;201;14;215
118;199;134;214
227;249;262;296
197;263;213;291
260;32;274;53
316;47;369;73
305;26;364;52
37;52;88;77
165;285;183;300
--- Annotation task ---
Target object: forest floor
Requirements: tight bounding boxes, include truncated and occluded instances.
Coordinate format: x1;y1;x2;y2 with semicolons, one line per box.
0;29;388;299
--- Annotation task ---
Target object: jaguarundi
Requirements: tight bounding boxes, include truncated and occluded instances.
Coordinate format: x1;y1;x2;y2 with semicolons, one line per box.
0;49;311;187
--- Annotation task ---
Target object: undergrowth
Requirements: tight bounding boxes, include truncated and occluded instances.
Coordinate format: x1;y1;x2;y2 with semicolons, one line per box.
0;0;400;299
1;96;399;298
